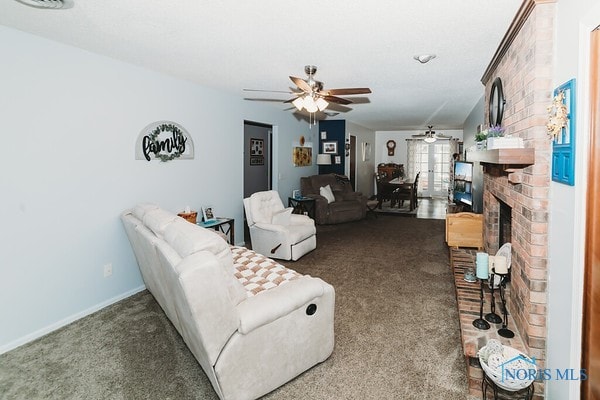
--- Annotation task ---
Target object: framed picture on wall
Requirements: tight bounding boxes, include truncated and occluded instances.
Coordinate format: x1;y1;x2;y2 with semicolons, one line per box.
250;138;264;156
334;156;341;164
322;141;337;154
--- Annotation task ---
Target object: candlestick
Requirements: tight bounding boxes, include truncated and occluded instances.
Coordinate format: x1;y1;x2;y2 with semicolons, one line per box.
488;255;496;275
485;270;503;324
473;258;490;331
495;270;515;338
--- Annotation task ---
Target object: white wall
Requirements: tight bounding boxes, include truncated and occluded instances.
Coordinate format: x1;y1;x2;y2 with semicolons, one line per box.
546;1;600;398
346;121;376;196
0;25;314;352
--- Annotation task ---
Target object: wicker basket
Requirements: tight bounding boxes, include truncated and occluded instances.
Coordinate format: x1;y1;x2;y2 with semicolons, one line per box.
177;211;197;224
478;343;535;392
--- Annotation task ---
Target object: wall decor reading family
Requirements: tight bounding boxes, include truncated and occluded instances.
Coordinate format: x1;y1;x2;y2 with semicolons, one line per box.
135;121;194;162
249;138;264;166
549;79;576;186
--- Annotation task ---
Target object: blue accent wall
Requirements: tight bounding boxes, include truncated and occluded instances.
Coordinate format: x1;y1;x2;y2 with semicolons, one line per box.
318;120;345;175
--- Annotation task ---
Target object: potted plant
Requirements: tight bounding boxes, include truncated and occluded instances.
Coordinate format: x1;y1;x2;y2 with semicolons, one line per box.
485;125;525;149
475;129;489;150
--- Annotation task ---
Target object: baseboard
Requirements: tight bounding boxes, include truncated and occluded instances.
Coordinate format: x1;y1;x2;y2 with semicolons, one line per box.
0;285;146;355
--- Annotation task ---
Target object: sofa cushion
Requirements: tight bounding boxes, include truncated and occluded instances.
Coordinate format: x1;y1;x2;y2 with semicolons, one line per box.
143;209;178;237
133;203;159;220
248;191;285;224
164;218;230;259
309;174;337;193
164;219;246;305
319;185;335;203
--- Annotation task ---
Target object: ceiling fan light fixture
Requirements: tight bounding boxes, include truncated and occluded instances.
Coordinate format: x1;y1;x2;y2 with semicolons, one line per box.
413;54;436;64
303;96;318;113
14;0;73;9
292;97;304;111
424;136;437;143
315;97;329;112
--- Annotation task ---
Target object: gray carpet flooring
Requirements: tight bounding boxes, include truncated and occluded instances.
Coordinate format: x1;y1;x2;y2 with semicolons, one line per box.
0;215;468;400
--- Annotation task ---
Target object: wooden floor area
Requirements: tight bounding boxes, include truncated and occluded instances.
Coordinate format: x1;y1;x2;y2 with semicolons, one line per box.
415;197;449;220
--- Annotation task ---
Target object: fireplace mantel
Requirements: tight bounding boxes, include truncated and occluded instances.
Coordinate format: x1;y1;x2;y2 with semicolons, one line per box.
466;148;535;165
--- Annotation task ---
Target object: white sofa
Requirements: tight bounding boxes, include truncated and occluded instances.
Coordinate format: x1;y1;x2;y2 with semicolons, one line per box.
121;204;335;400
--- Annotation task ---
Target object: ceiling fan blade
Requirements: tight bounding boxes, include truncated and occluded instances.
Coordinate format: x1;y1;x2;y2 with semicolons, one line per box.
289;76;312;93
320;88;372;96
243;89;300;94
322;95;352;105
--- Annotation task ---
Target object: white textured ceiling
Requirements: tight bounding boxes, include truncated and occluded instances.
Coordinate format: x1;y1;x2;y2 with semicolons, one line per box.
0;0;522;131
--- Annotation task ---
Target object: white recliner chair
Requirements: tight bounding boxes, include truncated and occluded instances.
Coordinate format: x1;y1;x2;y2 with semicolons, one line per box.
243;190;316;261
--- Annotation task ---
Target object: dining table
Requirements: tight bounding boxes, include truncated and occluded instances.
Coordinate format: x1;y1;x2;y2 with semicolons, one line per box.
377;176;416;210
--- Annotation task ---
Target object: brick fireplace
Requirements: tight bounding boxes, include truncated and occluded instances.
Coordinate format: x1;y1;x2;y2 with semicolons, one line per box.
469;1;556;397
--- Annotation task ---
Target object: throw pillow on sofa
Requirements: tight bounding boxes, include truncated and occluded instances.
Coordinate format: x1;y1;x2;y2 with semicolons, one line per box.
319;185;336;203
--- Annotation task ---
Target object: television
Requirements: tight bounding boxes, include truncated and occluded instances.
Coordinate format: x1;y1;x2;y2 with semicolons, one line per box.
453;161;473;206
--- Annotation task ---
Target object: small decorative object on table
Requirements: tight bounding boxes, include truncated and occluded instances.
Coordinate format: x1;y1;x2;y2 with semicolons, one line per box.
177;205;197;224
464;268;476;283
202;205;217;222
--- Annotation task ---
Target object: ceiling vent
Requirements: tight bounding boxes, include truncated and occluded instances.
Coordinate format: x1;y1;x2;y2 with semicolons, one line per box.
14;0;73;9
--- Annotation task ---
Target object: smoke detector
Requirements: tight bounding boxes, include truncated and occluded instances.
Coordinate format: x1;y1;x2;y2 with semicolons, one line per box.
413;54;437;64
14;0;73;9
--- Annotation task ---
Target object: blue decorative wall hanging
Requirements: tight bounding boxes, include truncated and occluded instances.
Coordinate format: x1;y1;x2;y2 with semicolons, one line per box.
549;79;575;185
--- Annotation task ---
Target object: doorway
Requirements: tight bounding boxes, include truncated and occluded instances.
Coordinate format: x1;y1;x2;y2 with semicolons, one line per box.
582;25;600;400
412;140;452;197
243;121;272;198
349;135;357;190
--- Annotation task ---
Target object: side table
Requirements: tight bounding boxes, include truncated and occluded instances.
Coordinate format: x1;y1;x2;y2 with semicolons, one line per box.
288;197;316;219
197;217;234;244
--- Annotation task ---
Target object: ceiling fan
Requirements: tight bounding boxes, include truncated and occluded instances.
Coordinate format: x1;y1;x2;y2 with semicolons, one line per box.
243;65;371;123
412;126;452;143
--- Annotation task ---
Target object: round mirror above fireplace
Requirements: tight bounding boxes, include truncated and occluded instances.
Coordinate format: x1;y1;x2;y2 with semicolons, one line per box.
489;77;506;127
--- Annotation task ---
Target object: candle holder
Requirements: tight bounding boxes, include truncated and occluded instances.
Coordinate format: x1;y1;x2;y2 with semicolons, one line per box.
473;277;490;330
485;272;502;324
495;270;515;338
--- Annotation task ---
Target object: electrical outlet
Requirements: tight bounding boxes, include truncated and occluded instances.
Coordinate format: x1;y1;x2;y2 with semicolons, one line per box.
103;263;113;278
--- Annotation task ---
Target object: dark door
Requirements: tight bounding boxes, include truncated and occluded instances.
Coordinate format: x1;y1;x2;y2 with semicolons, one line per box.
349;135;356;190
244;121;271;198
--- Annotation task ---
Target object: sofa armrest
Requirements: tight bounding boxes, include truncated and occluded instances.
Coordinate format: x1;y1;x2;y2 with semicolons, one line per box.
236;277;327;334
289;214;314;225
254;222;288;232
305;194;329;220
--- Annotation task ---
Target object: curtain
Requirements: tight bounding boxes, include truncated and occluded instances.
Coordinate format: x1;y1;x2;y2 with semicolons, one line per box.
406;139;418;181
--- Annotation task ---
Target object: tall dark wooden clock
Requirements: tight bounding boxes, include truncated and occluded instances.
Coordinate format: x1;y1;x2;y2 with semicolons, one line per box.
386;140;396;156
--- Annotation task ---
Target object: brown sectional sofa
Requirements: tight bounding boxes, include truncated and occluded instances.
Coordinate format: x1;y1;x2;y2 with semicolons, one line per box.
300;173;367;224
